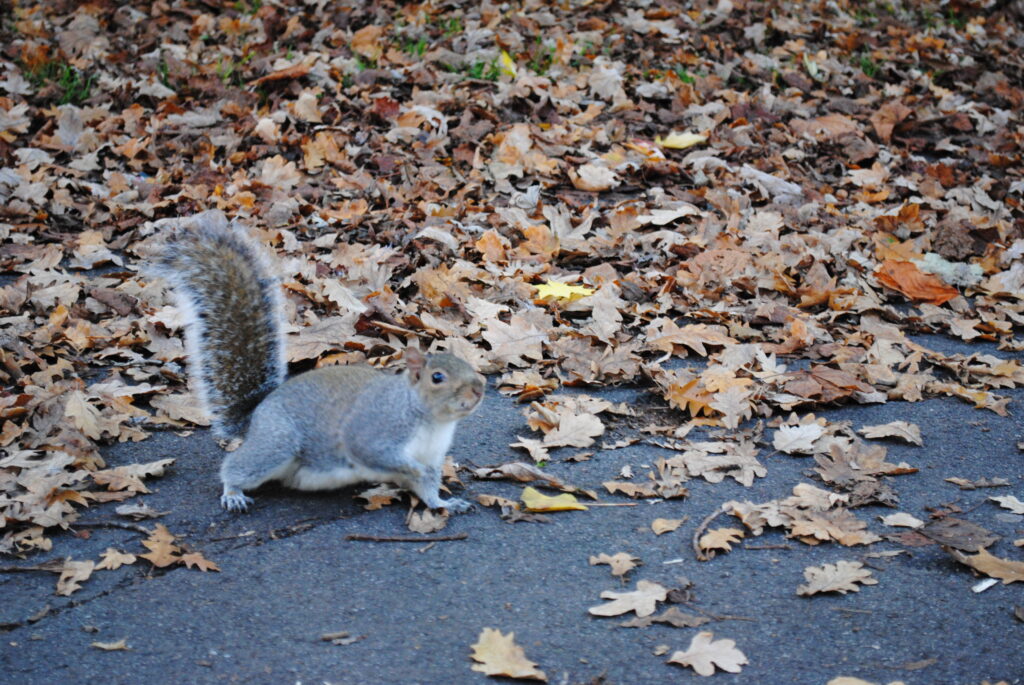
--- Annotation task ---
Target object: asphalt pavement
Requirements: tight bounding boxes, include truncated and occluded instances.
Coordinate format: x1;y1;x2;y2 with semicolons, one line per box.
1;334;1022;685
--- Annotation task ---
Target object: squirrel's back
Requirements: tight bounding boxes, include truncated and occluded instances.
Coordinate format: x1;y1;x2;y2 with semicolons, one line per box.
156;212;287;439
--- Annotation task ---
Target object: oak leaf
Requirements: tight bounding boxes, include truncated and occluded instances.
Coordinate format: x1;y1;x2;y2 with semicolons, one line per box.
858;421;923;446
56;559;95;596
698;528;745;556
797;561;878;596
876;260;959;305
651;518;685;536
469;628;547;681
95;548;136;571
589;580;667;617
139;524;182;568
179;552;221;572
667;631;748;676
589;552;640;578
990;495;1024;515
949;548;1024;584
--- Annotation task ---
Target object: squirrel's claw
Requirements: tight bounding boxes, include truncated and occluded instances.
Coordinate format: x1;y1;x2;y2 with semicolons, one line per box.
221;490;254;512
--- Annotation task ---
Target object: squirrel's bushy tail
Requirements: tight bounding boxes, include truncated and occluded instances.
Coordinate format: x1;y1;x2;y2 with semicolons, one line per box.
156;212;287;439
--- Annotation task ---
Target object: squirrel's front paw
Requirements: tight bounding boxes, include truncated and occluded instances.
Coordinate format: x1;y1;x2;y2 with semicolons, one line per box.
221;489;254;512
438;497;474;514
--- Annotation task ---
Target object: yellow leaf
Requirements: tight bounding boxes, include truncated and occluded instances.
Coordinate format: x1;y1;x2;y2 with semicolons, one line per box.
498;50;518;78
521;486;587;512
654;131;707;149
534;281;594;302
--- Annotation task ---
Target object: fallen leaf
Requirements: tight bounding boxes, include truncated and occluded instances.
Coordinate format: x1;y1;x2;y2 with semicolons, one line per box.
179;552;221;572
667;631;748;676
521;486;587;512
139;524;181;568
990;495;1024;515
880;513;924;529
773;423;825;454
56;559;95;596
876;260;959;305
651;518;685;536
949;548;1024;584
589;552;640;578
620;606;709;628
919;517;999;552
698;527;745;556
655;131;707;149
95;548;137;571
797;561;878;596
469;628;547;681
90;639;129;651
858;421;923;446
533;281;594;302
589;579;667;617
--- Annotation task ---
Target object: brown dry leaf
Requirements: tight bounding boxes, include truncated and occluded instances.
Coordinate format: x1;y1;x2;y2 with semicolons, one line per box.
469;628;547;682
651;518;685;536
406;508;448;534
356;484;403;511
115;502;169;520
589;552;640;578
919;517;999;552
858;421;923;446
472;462;574;492
589;580;668;618
667;631;748;676
876;260;959;305
56;559;95;596
179;552;221;572
90;639;129;651
139;524;182;568
699;528;745;556
797;561;878;596
949;548;1024;584
95;548;137;571
91;458;175;494
869;100;914;143
350;25;385;61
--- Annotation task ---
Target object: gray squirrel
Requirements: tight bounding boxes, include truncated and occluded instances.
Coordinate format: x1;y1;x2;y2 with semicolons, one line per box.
154;213;485;513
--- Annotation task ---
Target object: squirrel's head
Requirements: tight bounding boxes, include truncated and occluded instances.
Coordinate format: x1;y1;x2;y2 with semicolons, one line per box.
405;348;485;421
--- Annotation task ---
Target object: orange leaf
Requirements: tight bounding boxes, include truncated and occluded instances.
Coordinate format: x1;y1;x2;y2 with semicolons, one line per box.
876;260;959;305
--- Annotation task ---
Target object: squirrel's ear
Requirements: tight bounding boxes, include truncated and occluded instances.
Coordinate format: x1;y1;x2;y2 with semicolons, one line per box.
405;347;426;381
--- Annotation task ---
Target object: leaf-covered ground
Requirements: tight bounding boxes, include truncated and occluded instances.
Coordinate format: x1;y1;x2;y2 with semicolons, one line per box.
1;0;1024;680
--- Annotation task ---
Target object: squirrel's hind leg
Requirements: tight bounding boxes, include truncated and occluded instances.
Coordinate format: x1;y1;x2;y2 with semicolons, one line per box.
219;412;301;512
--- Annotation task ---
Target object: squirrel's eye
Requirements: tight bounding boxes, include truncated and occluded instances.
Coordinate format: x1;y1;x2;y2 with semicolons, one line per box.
431;371;446;384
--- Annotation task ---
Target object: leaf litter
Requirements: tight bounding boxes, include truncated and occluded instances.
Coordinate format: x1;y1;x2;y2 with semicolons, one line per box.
1;0;1023;679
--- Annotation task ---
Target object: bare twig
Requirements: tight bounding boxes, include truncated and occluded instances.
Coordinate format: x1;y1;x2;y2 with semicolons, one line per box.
692;504;729;562
345;532;468;543
71;520;152;535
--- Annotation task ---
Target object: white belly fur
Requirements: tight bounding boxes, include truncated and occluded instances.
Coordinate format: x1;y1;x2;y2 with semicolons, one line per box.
403;420;457;468
283;421;458;491
285;463;392;491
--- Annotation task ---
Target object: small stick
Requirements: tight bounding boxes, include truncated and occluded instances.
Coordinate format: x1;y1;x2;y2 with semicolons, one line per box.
744;543;792;551
346;532;468;543
692;504;728;562
71;521;153;535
